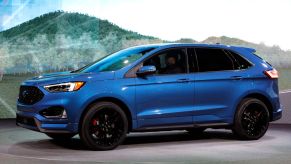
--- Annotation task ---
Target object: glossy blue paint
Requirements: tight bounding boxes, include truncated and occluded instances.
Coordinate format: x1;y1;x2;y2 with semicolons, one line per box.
16;43;282;134
135;73;194;127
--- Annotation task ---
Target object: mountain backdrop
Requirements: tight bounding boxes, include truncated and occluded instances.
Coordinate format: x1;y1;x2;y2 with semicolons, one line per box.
0;11;290;74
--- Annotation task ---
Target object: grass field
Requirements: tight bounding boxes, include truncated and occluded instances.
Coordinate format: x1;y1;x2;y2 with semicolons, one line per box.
0;69;291;118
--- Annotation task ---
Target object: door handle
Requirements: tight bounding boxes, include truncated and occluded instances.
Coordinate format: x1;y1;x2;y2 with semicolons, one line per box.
177;78;190;82
230;76;242;80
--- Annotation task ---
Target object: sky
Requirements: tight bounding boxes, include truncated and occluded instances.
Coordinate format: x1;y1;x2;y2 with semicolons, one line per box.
0;0;62;30
1;0;291;50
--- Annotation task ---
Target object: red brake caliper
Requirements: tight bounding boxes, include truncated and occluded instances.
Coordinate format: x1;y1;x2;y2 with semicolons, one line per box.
91;118;99;126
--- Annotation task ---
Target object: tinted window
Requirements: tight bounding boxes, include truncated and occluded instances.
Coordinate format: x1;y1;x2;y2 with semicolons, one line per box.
226;50;252;69
195;48;234;72
143;48;187;75
187;48;198;72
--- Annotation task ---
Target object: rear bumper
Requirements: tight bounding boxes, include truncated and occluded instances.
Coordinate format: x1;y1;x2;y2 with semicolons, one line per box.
271;108;282;122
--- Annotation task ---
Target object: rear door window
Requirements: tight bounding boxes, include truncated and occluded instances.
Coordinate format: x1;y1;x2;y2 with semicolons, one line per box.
195;48;234;72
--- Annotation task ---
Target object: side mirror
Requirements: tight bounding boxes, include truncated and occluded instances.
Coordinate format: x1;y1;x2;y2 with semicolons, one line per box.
136;65;156;76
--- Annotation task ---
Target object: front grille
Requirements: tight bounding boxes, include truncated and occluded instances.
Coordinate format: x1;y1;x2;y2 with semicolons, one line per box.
18;86;44;105
16;115;37;127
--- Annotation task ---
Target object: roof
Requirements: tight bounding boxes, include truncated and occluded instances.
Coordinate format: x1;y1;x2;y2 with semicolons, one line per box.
133;43;256;52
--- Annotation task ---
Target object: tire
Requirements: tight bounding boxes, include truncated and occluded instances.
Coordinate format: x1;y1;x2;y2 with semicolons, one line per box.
186;128;206;135
79;101;128;150
232;98;270;140
46;133;75;140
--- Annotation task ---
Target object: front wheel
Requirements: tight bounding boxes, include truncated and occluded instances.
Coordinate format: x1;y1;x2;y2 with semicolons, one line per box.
232;98;270;140
79;102;128;151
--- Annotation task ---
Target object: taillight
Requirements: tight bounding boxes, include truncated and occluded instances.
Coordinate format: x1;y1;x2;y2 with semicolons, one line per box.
264;69;279;79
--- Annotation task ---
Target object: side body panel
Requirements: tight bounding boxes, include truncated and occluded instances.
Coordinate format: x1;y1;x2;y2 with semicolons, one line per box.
135;74;194;128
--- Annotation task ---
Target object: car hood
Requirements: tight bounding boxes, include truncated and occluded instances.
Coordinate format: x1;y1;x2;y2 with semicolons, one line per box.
21;71;115;86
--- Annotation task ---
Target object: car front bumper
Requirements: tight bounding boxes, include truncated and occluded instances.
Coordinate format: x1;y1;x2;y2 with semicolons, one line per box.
16;82;92;134
16;110;79;133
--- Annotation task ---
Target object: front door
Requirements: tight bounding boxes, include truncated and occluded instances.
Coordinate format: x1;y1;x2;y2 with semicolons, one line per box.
134;48;194;128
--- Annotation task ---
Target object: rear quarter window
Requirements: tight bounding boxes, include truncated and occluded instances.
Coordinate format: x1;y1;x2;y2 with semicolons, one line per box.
226;50;252;70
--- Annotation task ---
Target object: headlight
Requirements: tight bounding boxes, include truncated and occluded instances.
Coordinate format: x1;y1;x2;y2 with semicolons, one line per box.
44;82;85;92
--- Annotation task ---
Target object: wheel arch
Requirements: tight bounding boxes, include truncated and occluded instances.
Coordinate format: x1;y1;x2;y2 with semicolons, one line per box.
236;92;274;121
78;97;133;133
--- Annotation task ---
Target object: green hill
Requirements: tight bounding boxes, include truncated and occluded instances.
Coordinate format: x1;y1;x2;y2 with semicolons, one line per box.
0;11;161;74
0;11;156;42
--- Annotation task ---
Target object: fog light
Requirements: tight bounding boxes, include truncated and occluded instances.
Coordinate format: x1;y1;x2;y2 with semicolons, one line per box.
40;106;67;119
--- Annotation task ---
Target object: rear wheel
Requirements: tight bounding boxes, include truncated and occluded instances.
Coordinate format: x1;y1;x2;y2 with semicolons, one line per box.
232;98;270;140
80;102;128;150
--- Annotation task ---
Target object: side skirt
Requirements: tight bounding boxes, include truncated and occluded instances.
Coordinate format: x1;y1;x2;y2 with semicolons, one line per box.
132;123;231;132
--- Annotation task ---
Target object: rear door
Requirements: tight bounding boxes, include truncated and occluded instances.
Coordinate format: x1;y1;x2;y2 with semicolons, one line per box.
188;48;250;124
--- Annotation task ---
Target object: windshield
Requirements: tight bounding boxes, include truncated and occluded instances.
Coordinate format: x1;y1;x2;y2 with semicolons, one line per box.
74;46;156;73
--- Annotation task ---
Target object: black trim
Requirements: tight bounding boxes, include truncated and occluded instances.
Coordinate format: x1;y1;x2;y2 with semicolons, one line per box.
133;123;230;132
16;115;37;127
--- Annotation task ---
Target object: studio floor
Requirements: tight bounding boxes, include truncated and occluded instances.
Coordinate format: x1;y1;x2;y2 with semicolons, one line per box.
0;120;291;164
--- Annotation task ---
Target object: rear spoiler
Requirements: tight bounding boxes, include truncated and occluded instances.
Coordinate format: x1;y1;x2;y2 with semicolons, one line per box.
242;47;256;53
234;46;256;53
232;46;260;58
235;46;273;66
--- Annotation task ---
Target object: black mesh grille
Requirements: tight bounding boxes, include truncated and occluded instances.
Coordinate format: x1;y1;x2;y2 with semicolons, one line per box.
18;86;44;105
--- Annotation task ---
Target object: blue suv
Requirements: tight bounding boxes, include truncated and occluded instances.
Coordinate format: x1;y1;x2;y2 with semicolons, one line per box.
16;43;282;150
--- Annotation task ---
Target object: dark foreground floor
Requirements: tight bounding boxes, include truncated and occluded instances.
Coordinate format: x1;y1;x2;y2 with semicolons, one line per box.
0;120;291;164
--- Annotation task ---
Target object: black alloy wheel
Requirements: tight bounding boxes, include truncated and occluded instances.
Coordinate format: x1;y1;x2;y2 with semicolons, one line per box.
80;102;128;150
233;98;270;140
